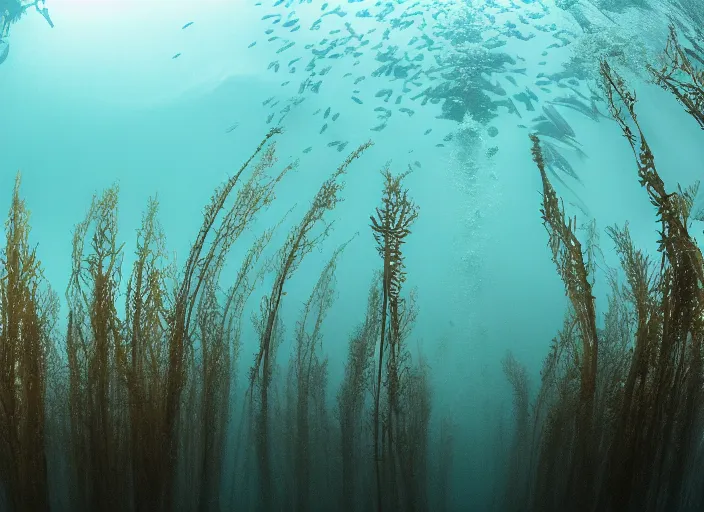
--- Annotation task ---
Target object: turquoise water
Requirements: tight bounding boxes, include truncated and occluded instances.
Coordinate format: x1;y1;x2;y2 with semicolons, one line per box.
1;1;704;511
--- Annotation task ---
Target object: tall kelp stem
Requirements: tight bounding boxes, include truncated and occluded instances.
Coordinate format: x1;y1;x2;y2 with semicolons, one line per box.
501;351;531;512
293;240;349;512
65;184;130;512
248;141;372;511
370;166;419;512
0;173;56;512
337;277;381;512
530;133;599;510
124;196;171;512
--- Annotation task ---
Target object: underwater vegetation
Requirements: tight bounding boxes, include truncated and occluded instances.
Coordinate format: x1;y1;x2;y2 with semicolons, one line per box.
0;121;431;511
501;25;704;512
1;20;704;512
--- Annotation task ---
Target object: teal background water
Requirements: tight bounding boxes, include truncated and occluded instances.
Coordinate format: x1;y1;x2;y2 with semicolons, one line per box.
2;0;704;508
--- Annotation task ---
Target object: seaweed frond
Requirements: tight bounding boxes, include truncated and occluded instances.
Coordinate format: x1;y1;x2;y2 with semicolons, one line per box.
647;24;704;129
248;141;372;511
530;133;598;509
0;172;54;512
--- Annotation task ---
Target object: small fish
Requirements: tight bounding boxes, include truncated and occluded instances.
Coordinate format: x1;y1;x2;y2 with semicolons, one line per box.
371;123;387;132
182;22;194;30
542;104;575;138
320;123;328;134
375;89;393;102
277;42;295;54
324;107;331;119
542;140;580;181
303;147;313;154
172;53;181;59
266;113;275;124
328;141;341;147
225;123;239;133
332;113;340;121
399;107;414;117
351;96;363;104
424;129;432;135
248;42;257;49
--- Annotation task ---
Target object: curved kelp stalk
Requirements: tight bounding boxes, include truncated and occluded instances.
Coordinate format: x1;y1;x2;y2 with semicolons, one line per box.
526;27;704;511
247;141;372;511
159;127;292;512
530;133;599;510
62;128;292;512
648;24;704;130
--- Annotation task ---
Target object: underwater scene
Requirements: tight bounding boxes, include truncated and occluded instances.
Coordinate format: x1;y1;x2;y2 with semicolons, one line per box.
1;0;704;510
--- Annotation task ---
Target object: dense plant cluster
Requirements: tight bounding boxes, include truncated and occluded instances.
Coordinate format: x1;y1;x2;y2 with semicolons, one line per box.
501;25;704;512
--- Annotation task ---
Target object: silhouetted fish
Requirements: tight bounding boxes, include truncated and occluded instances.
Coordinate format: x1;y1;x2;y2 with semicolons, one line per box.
542;104;575;138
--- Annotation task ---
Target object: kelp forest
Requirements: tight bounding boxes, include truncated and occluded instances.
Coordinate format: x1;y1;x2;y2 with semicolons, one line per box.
1;24;704;512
